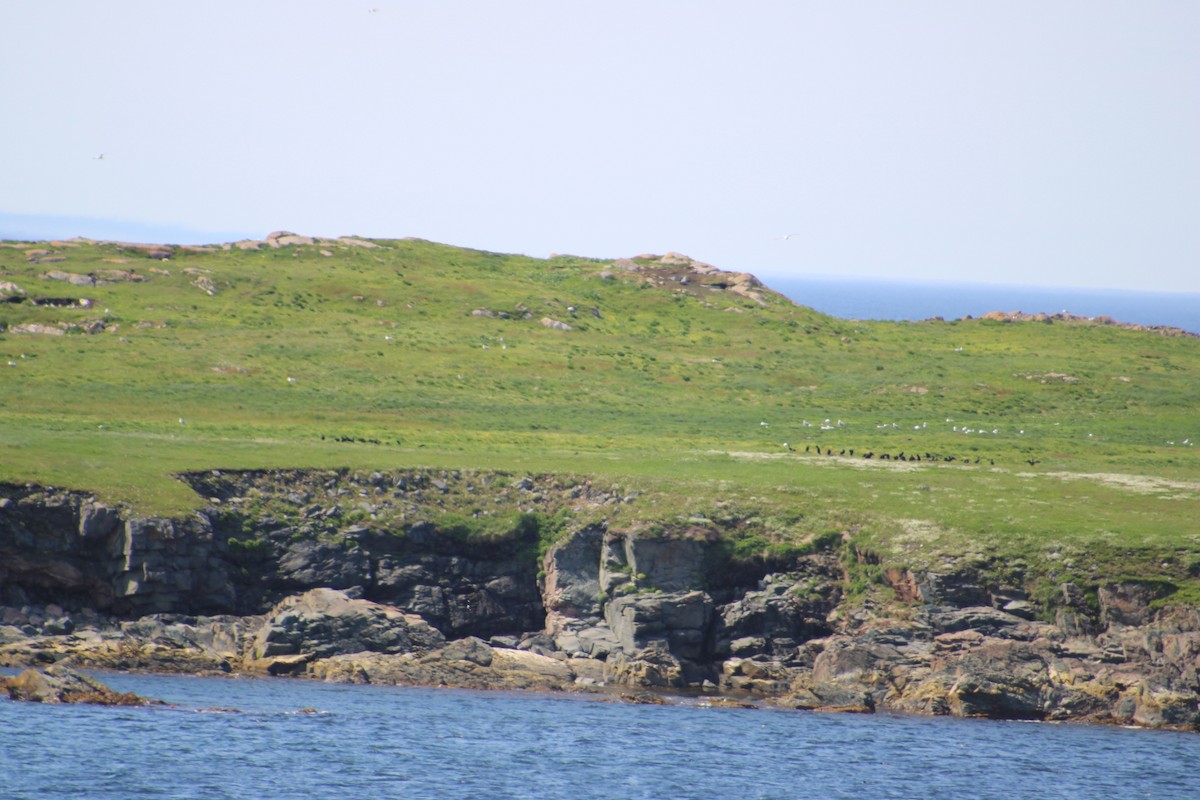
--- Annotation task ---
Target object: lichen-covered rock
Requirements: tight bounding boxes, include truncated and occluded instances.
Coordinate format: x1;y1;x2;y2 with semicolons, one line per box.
3;664;156;706
605;643;684;688
307;637;576;691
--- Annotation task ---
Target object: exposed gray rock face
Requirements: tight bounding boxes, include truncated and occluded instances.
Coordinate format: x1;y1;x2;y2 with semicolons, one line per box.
607;590;713;661
119;614;250;658
715;571;838;661
78;503;120;540
544;527;726;683
912;568;992;606
1;476;546;636
540;525;626;659
4;476;1200;729
367;544;541;639
110;516;236;614
543;526;848;690
542;524;604;632
0;488;234;615
551;621;620;659
275;540;372;590
599;531;708;598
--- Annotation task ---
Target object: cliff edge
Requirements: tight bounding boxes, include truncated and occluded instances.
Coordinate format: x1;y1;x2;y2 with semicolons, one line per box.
3;471;1197;730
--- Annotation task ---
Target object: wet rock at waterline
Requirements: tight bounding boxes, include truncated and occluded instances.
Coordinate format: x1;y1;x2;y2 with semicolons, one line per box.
3;664;159;706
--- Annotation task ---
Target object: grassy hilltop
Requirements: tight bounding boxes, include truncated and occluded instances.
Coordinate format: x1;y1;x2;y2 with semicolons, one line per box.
1;234;1197;601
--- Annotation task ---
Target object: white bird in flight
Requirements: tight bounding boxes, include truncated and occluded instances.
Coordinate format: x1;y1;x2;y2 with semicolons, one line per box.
776;233;800;240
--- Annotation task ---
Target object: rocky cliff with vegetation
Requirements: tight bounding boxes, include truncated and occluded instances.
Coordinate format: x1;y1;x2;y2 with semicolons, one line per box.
2;234;1197;728
3;471;1197;729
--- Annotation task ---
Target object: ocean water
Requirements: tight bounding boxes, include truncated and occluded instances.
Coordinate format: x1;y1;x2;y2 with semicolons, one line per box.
2;671;1197;799
762;276;1200;334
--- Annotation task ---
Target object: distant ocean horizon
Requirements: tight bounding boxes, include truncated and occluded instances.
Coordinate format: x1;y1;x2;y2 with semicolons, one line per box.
760;275;1200;334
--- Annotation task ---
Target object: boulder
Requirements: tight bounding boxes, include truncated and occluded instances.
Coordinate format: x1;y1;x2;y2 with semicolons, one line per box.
605;643;684;688
1130;685;1200;728
337;237;379;249
41;270;94;286
265;231;314;247
43;614;255;673
549;617;620;658
3;665;156;705
1001;599;1037;619
722;657;797;695
811;638;899;693
40;616;75;636
249;588;444;665
938;639;1052;720
112;243;173;260
78;502;120;540
441;635;494;666
307;638;575;691
10;323;66;335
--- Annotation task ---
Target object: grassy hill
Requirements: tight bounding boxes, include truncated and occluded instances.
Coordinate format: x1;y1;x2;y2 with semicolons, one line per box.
2;234;1197;600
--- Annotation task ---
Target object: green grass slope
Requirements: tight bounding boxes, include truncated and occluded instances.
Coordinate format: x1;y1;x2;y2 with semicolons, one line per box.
2;235;1197;599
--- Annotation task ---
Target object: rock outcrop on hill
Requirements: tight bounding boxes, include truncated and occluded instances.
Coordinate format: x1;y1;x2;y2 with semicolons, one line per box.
613;252;775;306
2;472;1198;730
971;309;1198;338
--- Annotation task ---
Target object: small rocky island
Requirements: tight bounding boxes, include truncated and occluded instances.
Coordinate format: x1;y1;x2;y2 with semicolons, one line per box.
2;470;1198;730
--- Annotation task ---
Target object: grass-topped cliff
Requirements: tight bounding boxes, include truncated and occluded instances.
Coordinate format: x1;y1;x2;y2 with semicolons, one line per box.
1;233;1197;603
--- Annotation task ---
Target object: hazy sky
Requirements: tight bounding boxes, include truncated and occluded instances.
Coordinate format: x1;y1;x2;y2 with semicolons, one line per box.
2;2;1197;292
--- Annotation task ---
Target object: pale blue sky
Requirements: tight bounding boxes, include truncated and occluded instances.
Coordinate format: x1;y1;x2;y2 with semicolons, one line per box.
2;1;1196;292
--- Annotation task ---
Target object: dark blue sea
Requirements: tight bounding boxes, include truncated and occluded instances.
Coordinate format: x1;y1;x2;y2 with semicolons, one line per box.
762;276;1200;334
2;671;1197;799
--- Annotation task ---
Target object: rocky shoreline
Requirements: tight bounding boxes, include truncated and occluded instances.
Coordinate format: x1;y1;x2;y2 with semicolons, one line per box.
2;471;1198;730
